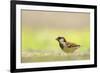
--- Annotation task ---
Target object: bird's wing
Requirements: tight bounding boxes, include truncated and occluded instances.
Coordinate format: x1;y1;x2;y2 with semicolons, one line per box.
66;42;80;48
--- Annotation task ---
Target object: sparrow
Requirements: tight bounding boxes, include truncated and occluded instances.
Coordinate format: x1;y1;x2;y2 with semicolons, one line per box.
56;36;80;53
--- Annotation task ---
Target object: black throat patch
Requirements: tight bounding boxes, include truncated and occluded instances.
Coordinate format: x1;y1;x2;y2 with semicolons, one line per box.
59;43;64;50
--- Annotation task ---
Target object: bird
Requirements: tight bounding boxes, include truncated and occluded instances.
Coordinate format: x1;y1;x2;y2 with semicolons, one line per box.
56;36;80;53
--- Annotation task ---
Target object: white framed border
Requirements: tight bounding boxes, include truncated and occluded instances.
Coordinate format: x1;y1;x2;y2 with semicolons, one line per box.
16;4;95;69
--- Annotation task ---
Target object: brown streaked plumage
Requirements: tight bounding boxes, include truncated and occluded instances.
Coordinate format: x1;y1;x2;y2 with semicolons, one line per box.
56;36;80;53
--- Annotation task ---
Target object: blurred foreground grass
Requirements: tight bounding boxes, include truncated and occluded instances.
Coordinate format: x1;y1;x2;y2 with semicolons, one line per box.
22;50;90;63
21;28;90;63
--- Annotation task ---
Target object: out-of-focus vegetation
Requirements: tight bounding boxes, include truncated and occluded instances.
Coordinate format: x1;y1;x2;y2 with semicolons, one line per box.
21;28;90;63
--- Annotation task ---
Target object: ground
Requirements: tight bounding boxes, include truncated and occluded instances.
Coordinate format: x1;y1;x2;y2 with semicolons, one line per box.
22;49;90;63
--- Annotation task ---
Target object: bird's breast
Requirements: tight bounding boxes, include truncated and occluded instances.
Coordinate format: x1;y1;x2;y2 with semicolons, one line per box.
62;47;78;53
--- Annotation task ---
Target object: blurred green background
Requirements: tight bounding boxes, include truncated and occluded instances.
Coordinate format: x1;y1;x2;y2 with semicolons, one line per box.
22;29;90;52
21;10;90;63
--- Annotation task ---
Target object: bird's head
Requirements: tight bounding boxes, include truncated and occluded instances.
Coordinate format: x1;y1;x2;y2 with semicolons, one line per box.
56;36;66;42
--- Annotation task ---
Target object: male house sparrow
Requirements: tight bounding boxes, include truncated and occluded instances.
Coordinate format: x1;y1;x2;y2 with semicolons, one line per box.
56;37;80;53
